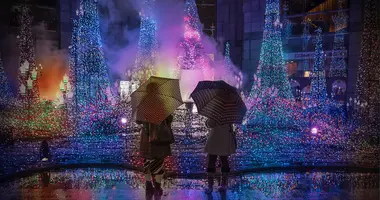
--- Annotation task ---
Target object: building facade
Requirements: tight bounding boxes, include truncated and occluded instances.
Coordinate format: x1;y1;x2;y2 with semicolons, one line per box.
216;0;244;71
196;0;217;37
217;0;365;103
0;0;75;87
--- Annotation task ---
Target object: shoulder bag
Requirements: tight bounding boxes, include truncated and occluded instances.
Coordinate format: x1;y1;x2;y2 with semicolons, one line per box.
148;120;175;145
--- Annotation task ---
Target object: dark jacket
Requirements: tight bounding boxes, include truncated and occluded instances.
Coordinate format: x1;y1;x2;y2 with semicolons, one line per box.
137;115;173;159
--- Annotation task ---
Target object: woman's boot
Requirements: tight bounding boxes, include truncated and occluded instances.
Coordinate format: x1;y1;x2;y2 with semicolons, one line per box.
205;168;216;194
145;181;154;197
218;167;230;192
205;173;215;194
145;174;154;197
153;174;164;196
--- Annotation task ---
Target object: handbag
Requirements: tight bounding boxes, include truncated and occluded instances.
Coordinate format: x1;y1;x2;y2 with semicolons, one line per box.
148;119;175;145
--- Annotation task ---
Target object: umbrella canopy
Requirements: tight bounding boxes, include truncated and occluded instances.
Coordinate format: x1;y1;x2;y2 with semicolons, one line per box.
131;76;183;125
190;80;247;125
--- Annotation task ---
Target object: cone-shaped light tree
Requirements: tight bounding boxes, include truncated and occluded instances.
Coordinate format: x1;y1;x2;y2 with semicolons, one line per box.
17;5;39;100
331;0;348;77
66;14;79;133
301;18;311;71
0;56;13;105
224;42;233;72
245;0;295;130
177;0;205;72
224;42;242;89
355;0;380;126
73;0;114;134
310;27;327;103
249;0;293;100
131;0;158;83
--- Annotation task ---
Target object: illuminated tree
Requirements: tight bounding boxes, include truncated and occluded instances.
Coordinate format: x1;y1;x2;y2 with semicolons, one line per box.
310;27;327;104
249;0;293;100
67;15;79;133
177;0;205;71
17;5;39;100
282;1;292;42
224;43;232;70
245;0;295;130
0;58;12;130
131;0;158;83
331;0;348;77
224;42;242;89
74;0;115;134
10;100;66;137
302;18;311;71
355;0;380;126
0;56;13;105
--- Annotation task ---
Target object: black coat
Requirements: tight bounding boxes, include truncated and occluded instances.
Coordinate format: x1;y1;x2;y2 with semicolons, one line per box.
137;115;173;159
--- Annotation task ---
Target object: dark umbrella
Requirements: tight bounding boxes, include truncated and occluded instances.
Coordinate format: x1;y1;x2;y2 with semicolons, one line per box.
190;80;247;125
131;76;183;125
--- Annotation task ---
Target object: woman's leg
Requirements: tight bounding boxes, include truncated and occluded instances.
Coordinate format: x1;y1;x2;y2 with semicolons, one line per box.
220;156;230;171
143;159;154;196
219;156;230;191
149;158;165;196
206;154;218;193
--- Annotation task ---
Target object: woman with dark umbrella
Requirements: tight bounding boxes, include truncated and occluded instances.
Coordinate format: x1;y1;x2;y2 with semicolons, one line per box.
204;118;236;194
190;80;246;194
136;82;174;198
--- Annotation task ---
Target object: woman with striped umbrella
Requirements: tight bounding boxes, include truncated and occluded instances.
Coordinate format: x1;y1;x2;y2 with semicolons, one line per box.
190;80;247;194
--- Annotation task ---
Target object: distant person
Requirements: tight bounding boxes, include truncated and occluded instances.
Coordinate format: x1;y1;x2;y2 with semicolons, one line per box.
40;140;50;161
204;118;236;194
295;86;301;101
41;172;50;187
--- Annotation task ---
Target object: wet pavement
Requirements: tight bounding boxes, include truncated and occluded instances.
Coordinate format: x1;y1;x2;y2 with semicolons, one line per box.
0;131;379;178
0;168;379;200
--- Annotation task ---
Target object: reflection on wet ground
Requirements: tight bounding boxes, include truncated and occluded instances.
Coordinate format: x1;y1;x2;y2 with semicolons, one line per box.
0;168;379;200
1;133;378;177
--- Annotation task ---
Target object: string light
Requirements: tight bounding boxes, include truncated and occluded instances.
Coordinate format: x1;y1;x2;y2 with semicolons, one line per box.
331;0;348;77
177;0;205;72
251;0;293;99
0;0;378;186
245;0;294;129
131;0;158;83
310;27;328;107
0;56;13;105
17;5;39;100
72;0;115;135
282;1;292;41
0;56;14;132
302;18;311;71
224;42;243;89
354;0;380;134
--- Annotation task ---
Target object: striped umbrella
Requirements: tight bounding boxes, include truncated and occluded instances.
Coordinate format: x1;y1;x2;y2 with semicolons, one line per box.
190;80;247;125
131;76;183;125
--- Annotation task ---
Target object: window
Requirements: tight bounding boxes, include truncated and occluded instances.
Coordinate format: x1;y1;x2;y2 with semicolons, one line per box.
304;71;311;77
286;10;349;37
283;0;348;15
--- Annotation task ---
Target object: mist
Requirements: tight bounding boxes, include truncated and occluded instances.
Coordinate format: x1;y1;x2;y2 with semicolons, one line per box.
98;0;241;87
35;23;68;100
